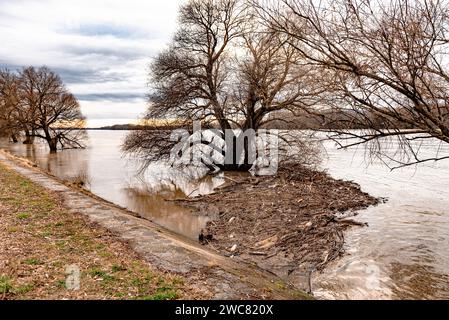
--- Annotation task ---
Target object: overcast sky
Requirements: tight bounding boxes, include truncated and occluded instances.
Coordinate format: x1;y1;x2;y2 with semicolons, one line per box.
0;0;185;127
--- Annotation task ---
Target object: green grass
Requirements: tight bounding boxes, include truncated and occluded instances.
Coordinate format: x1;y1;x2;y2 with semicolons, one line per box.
131;274;153;288
87;268;115;281
16;212;30;220
111;265;127;273
40;230;52;237
0;276;13;295
0;163;189;300
24;258;42;265
56;279;66;289
140;283;179;300
0;277;35;295
13;283;34;295
141;291;179;300
20;180;31;188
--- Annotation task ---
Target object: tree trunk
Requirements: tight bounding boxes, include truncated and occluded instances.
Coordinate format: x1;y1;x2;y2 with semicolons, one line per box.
43;128;58;152
215;131;256;172
23;132;35;144
10;134;18;143
48;138;58;153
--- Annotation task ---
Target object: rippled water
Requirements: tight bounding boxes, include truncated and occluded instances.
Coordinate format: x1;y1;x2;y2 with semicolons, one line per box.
314;140;449;300
1;130;449;299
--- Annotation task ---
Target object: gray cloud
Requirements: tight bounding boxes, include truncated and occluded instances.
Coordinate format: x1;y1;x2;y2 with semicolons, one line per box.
0;0;184;126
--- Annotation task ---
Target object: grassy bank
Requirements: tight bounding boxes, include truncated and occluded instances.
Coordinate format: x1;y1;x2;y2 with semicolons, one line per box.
0;162;196;300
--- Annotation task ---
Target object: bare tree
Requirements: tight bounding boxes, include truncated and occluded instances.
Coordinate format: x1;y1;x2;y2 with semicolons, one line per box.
0;69;21;142
149;0;247;129
257;0;449;168
16;67;40;144
124;0;321;172
234;29;326;129
18;66;86;152
125;0;247;171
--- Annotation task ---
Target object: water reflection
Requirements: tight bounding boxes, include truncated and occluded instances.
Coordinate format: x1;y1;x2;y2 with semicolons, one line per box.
122;187;210;240
0;131;225;240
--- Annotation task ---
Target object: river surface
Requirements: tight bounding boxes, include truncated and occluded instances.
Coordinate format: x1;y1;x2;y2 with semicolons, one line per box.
1;130;448;300
315;139;449;300
0;131;226;240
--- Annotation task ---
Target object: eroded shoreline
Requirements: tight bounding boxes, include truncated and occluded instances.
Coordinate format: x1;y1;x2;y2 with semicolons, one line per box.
179;165;380;292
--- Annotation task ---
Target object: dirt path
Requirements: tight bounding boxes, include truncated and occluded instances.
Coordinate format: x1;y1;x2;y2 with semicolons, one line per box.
0;150;309;300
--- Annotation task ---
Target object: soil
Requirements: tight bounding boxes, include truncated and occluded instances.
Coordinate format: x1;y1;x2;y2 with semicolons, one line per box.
178;164;380;292
0;163;197;300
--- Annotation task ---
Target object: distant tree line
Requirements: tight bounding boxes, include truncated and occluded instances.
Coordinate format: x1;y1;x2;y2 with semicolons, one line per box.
0;66;86;152
263;109;418;130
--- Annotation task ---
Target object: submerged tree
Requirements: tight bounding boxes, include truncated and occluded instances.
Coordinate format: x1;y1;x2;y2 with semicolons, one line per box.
124;0;321;173
257;0;449;168
0;69;21;142
18;67;86;152
1;66;86;152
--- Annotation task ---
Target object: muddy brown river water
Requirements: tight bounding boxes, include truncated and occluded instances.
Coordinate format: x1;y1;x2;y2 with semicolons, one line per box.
0;131;225;240
1;130;448;300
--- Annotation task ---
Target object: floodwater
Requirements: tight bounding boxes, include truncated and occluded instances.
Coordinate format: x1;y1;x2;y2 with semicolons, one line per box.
1;130;449;299
314;139;449;300
0;131;226;240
